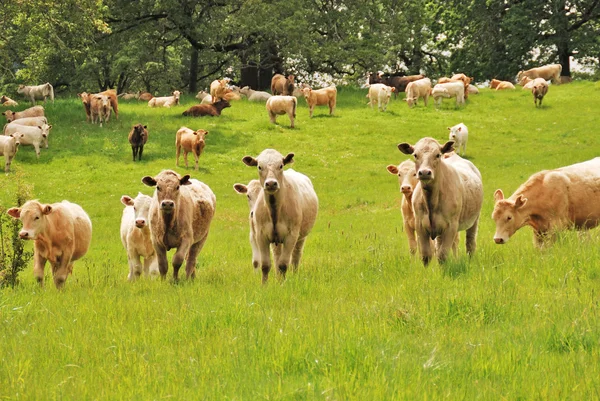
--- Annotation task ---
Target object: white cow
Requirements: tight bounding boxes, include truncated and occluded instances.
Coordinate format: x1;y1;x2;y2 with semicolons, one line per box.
148;91;181;108
233;179;263;269
0;133;24;172
404;78;431;108
3;116;48;135
17;83;54;105
431;82;465;108
239;86;272;102
448;123;468;156
3;123;51;158
367;83;395;111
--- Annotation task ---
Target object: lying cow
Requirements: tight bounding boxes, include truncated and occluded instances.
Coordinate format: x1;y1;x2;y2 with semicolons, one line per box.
431;82;465;108
120;193;158;280
233;179;263;268
148;91;181;108
367;83;395;112
128;123;148;161
176;127;208;170
271;74;295;96
398;138;483;265
467;84;479;95
531;78;548;107
17;83;54;105
386;160;419;254
301;86;337;117
239;86;272;102
182;100;231;117
492;157;600;247
517;64;562;85
142;170;216;280
1;95;18;107
448;123;468;156
4;123;51;158
7;200;92;288
266;96;297;128
2;106;45;122
0;132;24;172
490;79;515;90
138;92;153;101
404;78;431;108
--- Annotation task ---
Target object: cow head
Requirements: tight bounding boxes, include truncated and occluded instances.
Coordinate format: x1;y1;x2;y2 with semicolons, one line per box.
172;90;181;104
448;125;463;142
398;137;454;184
16;85;25;94
243;149;294;195
213;99;231;112
142;170;191;215
8;132;24;148
386;159;417;197
192;129;208;153
491;189;528;244
121;193;153;229
38;124;52;148
233;179;262;212
2;110;15;122
301;87;312;99
7;200;52;240
0;96;7;103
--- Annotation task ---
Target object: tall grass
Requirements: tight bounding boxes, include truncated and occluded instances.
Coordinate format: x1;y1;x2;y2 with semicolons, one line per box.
0;83;599;400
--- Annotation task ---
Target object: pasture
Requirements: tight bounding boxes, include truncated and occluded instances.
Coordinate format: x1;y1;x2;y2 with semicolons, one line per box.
1;83;600;400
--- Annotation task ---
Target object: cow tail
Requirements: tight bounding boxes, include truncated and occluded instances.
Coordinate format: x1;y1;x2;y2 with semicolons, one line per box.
49;83;55;103
292;97;297;118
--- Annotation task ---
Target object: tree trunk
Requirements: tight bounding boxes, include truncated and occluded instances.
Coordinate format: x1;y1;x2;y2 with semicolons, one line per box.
558;42;571;77
241;62;259;89
189;47;199;94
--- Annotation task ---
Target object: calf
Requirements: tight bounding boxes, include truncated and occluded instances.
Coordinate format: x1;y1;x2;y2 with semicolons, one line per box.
0;133;24;172
223;89;241;102
175;127;208;170
182;100;231;117
17;83;54;105
431;82;465;108
128;123;148;161
517;64;562;85
271;74;295;95
120;193;158;280
1;96;18;107
398;138;483;265
520;76;535;89
233;179;263;268
447;123;468;156
404;78;431;108
532;78;548;107
7;200;92;289
301;86;337;117
142;170;216;280
242;150;319;283
367;83;395;112
386;160;419;254
266;96;297;128
2;106;44;122
4;123;51;158
239;86;272;102
492;158;600;247
78;92;92;122
148;90;181;108
210;79;229;102
90;94;111;127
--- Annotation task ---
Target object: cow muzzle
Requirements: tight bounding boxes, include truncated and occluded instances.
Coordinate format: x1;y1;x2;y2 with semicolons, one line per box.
135;219;146;228
401;186;412;195
19;230;32;240
418;169;433;181
494;237;507;244
160;200;175;213
264;180;279;193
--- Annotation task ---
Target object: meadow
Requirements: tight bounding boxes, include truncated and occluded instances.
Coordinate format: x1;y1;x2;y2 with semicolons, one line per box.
1;83;600;400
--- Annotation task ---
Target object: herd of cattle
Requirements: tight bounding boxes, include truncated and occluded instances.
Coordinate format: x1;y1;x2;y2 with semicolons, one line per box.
2;62;600;289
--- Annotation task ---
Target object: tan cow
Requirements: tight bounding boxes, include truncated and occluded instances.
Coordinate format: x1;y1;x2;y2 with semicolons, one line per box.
404;78;431;108
7;200;92;288
210;79;229;102
3;116;48;135
266;96;297;128
148;91;181;108
17;83;54;105
531;78;548;107
492;158;600;247
142;170;216;280
2;106;44;122
138;92;153;101
242;150;319;283
233;179;263;268
175;127;208;170
467;84;479;95
0;133;24;172
490;79;515;90
120;193;158;280
3;123;51;158
118;92;139;100
90;94;111;127
386;160;419;254
431;82;465;108
1;96;18;107
398;138;483;265
271;74;295;96
301;86;337;117
517;64;562;85
367;83;395;112
450;73;472;99
519;76;535;89
100;89;119;119
222;89;241;102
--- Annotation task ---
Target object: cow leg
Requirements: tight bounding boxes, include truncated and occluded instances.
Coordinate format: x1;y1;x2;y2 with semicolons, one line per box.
436;228;457;264
172;240;191;281
424;95;429;107
257;238;271;284
269;111;277;125
272;243;282;269
291;236;306;271
145;255;159;276
250;232;260;269
154;244;169;278
138;145;143;161
185;237;207;279
176;146;181;166
466;219;478;256
289;113;295;128
452;233;459;257
4;154;10;173
127;250;143;281
277;235;297;280
183;151;189;168
418;232;433;266
309;105;314;118
132;146;137;162
404;221;417;255
33;252;47;286
194;152;199;171
52;251;73;289
34;143;41;159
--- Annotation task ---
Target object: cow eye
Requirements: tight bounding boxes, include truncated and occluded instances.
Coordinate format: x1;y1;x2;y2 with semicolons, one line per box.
133;207;137;212
507;216;512;221
176;185;180;190
35;216;40;220
279;164;283;169
157;186;161;191
436;153;441;158
414;154;418;159
258;166;262;171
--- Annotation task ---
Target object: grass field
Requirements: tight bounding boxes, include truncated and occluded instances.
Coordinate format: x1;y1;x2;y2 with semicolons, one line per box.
1;83;600;400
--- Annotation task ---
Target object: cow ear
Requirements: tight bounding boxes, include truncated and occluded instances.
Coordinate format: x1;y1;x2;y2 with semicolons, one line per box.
7;207;21;219
142;176;157;187
47;125;52;130
42;205;53;215
143;125;147;129
386;165;399;175
447;127;451;130
515;195;527;208
121;195;134;206
203;131;209;136
494;189;504;202
398;143;414;155
180;175;192;185
243;156;258;167
283;153;295;165
233;184;248;194
441;141;455;154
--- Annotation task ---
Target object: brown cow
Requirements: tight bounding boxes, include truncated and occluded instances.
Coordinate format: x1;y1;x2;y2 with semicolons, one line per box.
7;200;92;288
128;123;148;161
175;127;208;170
492;158;600;247
301;86;337;117
386;160;419;254
142;170;216;280
2;106;45;122
182;100;231;117
138;92;154;101
271;74;295;96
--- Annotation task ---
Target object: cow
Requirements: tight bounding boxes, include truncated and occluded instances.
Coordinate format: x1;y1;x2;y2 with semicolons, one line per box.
195;91;213;104
3;116;48;135
128;123;148;161
0;132;24;172
100;89;119;119
141;170;216;280
78;90;118;122
490;79;515;90
447;123;468;156
182;100;231;117
404;78;431;108
271;74;295;96
239;86;272;102
431;82;465;108
532;78;548;107
1;96;18;107
3;123;51;158
138;92;153;101
301;86;337;117
90;94;111;127
2;106;44;122
7;200;92;289
467;84;479;95
492;158;600;247
367;83;395;112
148;91;181;108
385;74;425;96
386;160;419;254
233;179;263;269
266;96;297;128
398;138;483;265
450;73;472;99
517;64;562;85
520;76;535;89
175;127;208;170
210;79;229;102
17;83;54;105
120;193;158;280
222;88;241;102
242;150;319;283
118;92;139;100
77;92;92;122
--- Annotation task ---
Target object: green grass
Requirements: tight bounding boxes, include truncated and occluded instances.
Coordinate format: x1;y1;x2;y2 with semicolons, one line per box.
1;83;600;400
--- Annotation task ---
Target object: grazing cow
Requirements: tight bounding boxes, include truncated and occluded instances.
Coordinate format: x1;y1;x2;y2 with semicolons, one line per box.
367;83;395;111
120;193;158;280
447;123;468;156
386;160;419;254
492;158;600;247
4;123;51;158
148;91;181;108
532;78;548;107
242;150;319;283
239;86;272;102
1;96;18;107
271;74;295;96
301;86;337;117
17;83;54;105
266;96;297;128
128;123;148;161
2;106;45;122
233;179;263;268
0;133;24;172
175;127;208;170
490;79;515;90
431;82;465;108
467;84;479;95
3;116;48;135
398;138;483;265
210;79;229;102
385;74;425;96
142;170;216;280
517;64;562;85
138;92;153;101
404;78;431;108
7;200;92;289
560;76;573;84
90;94;111;127
182;100;231;117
